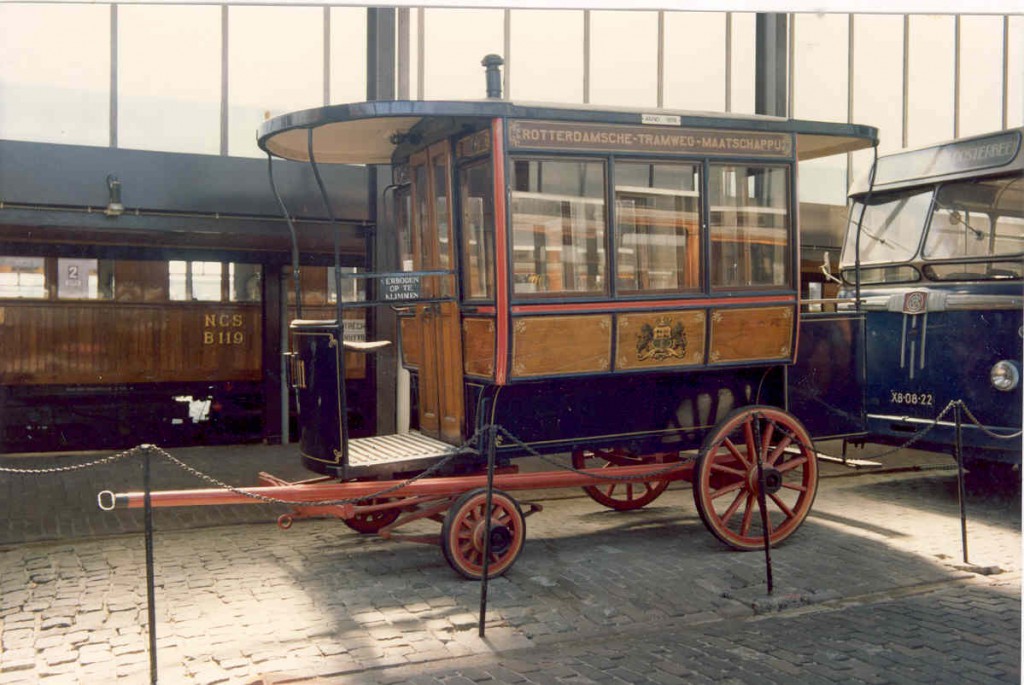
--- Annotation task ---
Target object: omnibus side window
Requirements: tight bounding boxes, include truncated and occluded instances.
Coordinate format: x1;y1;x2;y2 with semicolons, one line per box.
923;177;1024;264
709;164;790;289
511;158;606;296
615;162;701;294
459;160;495;300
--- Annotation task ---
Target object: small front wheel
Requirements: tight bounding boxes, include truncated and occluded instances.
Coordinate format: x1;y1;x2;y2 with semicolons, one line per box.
693;406;818;551
441;488;526;580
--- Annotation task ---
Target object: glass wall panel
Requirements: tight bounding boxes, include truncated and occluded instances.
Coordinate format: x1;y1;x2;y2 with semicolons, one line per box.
589;11;658;108
708;164;789;288
0;5;109;146
958;16;1004;138
228;6;322;157
119;5;220;154
330;7;367;105
0;257;46;299
907;15;955;148
1006;16;1023;128
509;10;584;103
794;14;850;206
422;9;503;100
511;159;606;296
850;14;905;190
663;12;727;112
615;162;701;294
729;13;756;115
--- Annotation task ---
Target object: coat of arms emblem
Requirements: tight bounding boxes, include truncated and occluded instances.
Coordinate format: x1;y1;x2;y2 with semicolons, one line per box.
637;317;687;361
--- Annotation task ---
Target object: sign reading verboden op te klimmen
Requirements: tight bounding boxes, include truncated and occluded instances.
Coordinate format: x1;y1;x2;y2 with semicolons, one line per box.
508;120;793;158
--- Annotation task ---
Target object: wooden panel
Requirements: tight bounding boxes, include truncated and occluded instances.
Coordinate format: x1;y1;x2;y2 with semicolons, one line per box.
399;315;421;369
709;305;795;364
435;301;465;443
615;310;706;370
0;303;261;386
511;315;611;378
462;317;495;378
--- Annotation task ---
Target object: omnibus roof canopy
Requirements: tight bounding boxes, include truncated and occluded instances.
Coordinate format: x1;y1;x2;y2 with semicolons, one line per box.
259;100;878;165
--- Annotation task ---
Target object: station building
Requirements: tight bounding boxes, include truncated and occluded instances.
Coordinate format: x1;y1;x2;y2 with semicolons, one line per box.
0;4;1020;453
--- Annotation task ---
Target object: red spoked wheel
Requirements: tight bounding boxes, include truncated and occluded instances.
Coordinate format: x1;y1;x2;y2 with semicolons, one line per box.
571;448;671;511
343;500;401;534
441;488;526;580
693;406;818;551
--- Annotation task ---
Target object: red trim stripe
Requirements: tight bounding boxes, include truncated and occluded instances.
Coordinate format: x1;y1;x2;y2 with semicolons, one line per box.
492;119;509;385
511;294;796;315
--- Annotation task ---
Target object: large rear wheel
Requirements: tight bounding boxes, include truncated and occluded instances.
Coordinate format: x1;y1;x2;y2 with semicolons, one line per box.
693;406;817;550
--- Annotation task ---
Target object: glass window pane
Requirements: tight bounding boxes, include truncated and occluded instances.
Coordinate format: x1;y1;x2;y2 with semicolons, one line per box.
396;185;415;272
0;5;109;146
907;15;955;147
327;267;364;303
169;260;188;301
729;13;756;115
709;165;790;288
509;10;584;103
330;7;367;104
460;160;496;300
0;257;46;299
511;159;606;296
589;11;658;108
850;14;905;191
119;5;220;154
191;261;223;301
663;12;727;111
57;258;113;300
924;177;1024;261
228;7;323;157
423;9;503;100
229;263;262;302
958;16;1005;138
615;162;701;294
839;191;932;266
1009;17;1024;128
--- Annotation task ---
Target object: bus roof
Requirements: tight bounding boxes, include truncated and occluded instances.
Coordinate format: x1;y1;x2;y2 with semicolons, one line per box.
258;99;878;165
849;127;1024;197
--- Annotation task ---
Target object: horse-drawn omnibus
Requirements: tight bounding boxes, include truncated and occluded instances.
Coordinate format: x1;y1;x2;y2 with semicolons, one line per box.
838;128;1023;471
103;60;878;578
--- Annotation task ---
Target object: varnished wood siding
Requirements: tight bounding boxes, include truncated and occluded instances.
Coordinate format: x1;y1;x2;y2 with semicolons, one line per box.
462;317;495;378
0;302;261;386
709;305;794;364
511;315;611;378
399;316;421;369
615;310;706;370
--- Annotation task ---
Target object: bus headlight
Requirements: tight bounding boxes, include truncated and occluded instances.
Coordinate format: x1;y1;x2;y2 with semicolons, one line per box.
990;361;1020;392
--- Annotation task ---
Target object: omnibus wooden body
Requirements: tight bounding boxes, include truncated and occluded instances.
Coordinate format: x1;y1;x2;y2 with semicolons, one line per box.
105;91;878;579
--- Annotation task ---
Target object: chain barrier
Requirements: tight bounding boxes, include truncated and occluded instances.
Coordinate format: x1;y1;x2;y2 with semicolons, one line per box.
0;398;1017;503
0;446;141;474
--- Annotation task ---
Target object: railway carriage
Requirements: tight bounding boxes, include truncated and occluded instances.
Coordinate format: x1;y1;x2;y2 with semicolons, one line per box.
105;61;879;578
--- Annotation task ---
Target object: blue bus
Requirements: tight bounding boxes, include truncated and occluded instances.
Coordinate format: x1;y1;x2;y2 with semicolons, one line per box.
839;128;1023;470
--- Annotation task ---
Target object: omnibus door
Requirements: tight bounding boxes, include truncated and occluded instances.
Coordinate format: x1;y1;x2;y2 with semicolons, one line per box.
410;142;465;443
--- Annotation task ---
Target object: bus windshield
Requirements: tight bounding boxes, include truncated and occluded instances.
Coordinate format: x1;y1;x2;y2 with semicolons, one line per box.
839;190;931;282
841;176;1024;284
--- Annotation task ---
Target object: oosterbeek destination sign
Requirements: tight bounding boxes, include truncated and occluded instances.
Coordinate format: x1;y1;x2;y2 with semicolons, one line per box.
508;119;794;158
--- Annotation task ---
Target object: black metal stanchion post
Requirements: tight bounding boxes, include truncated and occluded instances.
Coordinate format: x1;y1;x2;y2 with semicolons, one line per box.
754;416;774;595
478;425;497;638
954;402;969;565
143;446;159;684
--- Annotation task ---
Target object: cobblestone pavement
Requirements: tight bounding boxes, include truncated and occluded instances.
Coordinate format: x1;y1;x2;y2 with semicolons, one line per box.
0;442;1019;683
